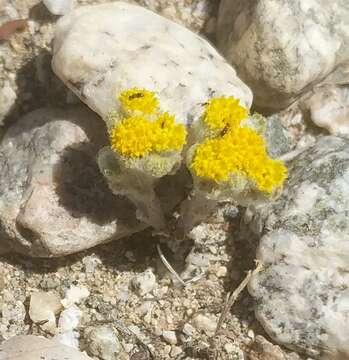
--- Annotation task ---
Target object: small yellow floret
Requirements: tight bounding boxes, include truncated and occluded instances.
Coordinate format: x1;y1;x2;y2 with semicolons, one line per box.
119;88;159;114
204;96;248;130
110;113;187;158
154;113;187;152
191;127;287;193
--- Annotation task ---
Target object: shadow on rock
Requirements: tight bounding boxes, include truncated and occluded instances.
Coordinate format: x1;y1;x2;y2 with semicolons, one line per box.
53;142;136;226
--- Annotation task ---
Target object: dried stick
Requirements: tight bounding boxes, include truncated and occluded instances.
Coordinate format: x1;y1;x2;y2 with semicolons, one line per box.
215;261;263;336
157;243;203;287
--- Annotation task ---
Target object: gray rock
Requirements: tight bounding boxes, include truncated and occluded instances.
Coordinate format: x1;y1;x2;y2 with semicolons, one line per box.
0;335;93;360
264;115;292;158
217;0;349;110
248;136;349;358
52;2;252;123
0;107;143;257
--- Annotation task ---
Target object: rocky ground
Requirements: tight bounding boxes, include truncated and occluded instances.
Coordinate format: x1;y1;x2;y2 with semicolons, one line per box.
0;206;305;359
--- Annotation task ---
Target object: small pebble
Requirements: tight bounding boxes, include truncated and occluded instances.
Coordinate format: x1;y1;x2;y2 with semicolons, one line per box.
162;330;177;345
84;325;122;360
61;286;90;308
193;314;217;336
248;329;255;339
170;346;182;357
29;291;62;332
216;266;227;278
224;342;236;353
182;323;195;337
132;269;156;296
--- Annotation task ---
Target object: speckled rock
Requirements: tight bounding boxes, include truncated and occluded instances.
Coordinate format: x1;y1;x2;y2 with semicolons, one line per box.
52;2;252;123
248;136;349;358
217;0;349;109
131;0;219;35
0;107;143;257
0;335;93;360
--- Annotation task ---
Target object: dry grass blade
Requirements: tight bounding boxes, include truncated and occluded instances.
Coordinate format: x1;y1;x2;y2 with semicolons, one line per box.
215;260;263;336
156;243;187;286
88;319;154;359
157;243;203;287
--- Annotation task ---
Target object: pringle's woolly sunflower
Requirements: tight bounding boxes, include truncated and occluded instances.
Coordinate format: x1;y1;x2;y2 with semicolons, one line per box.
191;126;287;193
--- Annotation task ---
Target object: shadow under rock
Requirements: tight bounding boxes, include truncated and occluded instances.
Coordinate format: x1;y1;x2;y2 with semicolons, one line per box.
221;207;261;315
28;1;58;25
2;48;68;137
52;142;137;226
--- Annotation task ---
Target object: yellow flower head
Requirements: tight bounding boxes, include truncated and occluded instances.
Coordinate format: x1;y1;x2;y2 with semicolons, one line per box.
110;113;187;158
204;96;248;130
119;88;159;114
191;127;287;193
110;116;155;157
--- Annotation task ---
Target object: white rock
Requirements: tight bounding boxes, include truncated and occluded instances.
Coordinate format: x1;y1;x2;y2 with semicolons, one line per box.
162;330;177;345
29;291;62;332
132;269;156;296
55;305;82;349
62;286;90;308
52;2;252;122
0;335;93;360
0;107;143;257
58;305;82;332
43;0;75;15
217;0;349;109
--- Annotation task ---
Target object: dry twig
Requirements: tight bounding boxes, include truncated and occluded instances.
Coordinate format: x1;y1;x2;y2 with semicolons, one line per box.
215;260;263;336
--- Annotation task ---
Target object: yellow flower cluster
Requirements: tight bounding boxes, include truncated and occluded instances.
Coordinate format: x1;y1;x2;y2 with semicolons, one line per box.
203;96;248;130
110;89;187;158
191;96;287;193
